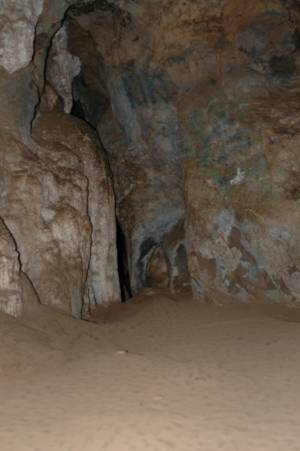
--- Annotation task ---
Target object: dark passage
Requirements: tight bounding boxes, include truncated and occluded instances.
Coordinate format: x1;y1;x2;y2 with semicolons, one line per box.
116;221;132;302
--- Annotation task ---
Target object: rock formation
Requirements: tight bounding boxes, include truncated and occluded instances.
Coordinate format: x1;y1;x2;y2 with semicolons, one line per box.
1;0;300;317
0;218;22;317
0;0;120;317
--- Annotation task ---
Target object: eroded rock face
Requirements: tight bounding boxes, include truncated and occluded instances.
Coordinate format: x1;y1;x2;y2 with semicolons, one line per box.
64;0;300;303
0;218;22;317
33;112;120;314
185;97;300;304
0;114;120;318
182;1;300;304
47;26;81;114
99;77;184;293
67;4;189;294
1;0;300;314
0;0;122;318
0;0;80;134
0;0;44;74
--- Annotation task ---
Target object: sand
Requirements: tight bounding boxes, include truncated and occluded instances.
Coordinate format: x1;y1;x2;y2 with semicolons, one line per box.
1;290;300;451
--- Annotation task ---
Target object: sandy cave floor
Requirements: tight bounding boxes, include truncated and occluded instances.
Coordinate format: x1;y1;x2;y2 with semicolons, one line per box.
1;290;300;451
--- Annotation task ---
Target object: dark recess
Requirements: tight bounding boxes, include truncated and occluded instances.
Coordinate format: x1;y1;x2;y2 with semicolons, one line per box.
116;221;132;302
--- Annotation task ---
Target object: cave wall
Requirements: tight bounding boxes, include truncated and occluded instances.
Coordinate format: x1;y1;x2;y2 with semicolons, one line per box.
66;1;191;294
181;1;300;304
0;0;121;318
1;0;300;316
66;0;300;304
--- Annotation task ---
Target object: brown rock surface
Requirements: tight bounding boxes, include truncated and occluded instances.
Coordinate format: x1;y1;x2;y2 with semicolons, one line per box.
61;0;300;303
0;115;120;317
2;0;300;313
0;218;22;317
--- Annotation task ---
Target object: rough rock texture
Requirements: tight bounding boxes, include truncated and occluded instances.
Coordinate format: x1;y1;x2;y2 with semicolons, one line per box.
0;0;44;74
0;0;121;318
33;112;120;314
63;0;300;304
0;0;95;135
47;26;81;114
0;115;120;318
0;0;54;134
0;218;22;317
181;1;300;304
66;4;190;294
2;0;300;315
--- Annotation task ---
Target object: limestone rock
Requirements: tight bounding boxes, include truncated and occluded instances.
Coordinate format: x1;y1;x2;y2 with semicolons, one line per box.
66;0;300;303
0;114;120;318
47;26;82;114
0;0;85;135
0;218;22;317
67;17;188;294
182;1;300;304
33;112;121;313
0;0;44;74
2;0;300;312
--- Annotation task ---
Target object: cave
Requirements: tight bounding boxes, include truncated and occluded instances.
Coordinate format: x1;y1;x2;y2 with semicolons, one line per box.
1;1;300;450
